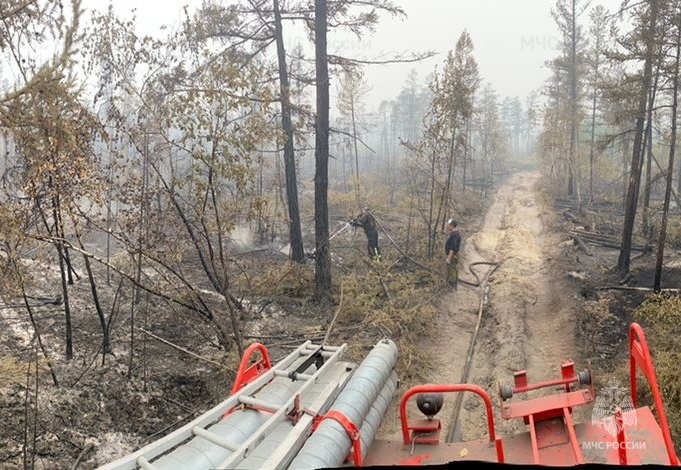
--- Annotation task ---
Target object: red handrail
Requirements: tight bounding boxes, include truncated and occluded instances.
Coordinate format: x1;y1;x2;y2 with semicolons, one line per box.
629;322;679;465
399;384;505;463
230;343;272;396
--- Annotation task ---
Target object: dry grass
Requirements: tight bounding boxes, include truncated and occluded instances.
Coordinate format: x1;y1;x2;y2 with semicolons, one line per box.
633;293;681;446
242;261;316;298
229;242;442;383
333;263;440;382
578;295;615;354
0;356;47;387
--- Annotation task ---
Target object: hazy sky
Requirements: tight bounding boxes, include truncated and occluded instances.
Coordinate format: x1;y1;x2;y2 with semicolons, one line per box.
87;0;624;109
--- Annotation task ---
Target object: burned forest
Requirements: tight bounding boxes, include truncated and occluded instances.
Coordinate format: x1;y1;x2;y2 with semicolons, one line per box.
2;0;681;468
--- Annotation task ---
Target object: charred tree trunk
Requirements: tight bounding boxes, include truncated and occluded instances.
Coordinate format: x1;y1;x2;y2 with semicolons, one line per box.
462;117;471;192
55;240;73;360
588;36;600;204
273;0;305;263
75;229;110;355
442;113;458;230
21;288;59;386
642;109;654;236
589;83;597;204
51;201;73;360
351;94;361;207
618;0;658;277
51;194;78;284
428;150;437;258
568;0;580;207
314;0;332;302
622;137;631;206
642;62;661;237
654;15;680;292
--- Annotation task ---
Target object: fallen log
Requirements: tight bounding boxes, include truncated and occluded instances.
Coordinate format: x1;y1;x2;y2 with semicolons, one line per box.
595;286;681;293
554;203;579;210
570;229;618;243
568;230;649;252
572;236;593;256
562;210;582;225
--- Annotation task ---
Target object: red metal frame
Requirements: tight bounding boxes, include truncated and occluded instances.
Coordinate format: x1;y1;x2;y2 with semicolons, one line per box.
509;360;583;396
616;408;627;465
314;410;363;467
230;343;272;396
499;361;594;465
501;361;594;423
399;384;505;463
629;322;679;466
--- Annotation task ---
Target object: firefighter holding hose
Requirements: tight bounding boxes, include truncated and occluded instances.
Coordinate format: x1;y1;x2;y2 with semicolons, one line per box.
445;218;461;289
351;207;381;261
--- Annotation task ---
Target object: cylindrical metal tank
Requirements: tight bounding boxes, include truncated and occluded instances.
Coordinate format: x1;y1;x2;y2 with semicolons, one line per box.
288;339;398;469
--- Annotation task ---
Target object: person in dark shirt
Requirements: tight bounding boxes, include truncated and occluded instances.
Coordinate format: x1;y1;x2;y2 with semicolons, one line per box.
351;207;381;260
445;218;462;289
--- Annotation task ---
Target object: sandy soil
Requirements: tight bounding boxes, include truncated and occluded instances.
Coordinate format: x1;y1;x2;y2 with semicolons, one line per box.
379;171;587;442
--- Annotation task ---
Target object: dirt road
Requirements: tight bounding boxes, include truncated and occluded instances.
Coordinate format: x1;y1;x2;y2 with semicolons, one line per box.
380;170;582;441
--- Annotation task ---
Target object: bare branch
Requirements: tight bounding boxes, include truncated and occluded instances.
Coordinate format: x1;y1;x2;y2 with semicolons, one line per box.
0;0;38;21
330;126;376;153
328;51;438;67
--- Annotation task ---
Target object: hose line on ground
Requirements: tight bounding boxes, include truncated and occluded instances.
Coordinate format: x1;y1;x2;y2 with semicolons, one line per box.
459;261;501;287
445;261;500;444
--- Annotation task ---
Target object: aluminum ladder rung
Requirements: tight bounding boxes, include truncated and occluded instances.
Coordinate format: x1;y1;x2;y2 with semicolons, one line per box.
191;426;240;451
273;369;313;381
299;348;337;359
302;343;341;351
136;457;157;470
303;341;343;352
238;395;284;413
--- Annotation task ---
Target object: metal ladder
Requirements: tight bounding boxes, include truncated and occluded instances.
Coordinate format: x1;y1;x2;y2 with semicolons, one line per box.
98;341;353;470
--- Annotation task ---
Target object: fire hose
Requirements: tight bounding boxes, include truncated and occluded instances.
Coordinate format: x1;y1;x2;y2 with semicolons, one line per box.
307;222;353;258
446;262;498;443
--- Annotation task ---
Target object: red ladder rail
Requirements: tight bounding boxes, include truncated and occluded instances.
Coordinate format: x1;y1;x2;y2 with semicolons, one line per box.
629;322;679;466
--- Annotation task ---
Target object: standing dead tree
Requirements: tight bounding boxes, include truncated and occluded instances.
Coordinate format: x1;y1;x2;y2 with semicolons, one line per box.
654;4;681;292
618;0;660;277
314;0;333;302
